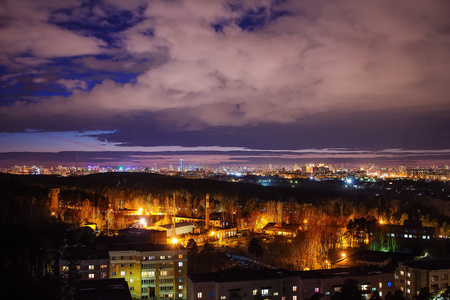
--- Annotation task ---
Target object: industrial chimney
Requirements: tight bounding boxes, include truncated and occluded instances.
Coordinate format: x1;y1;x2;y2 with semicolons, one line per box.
205;194;210;230
49;188;60;214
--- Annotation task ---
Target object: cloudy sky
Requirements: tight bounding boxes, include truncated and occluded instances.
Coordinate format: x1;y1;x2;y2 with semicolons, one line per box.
1;0;449;168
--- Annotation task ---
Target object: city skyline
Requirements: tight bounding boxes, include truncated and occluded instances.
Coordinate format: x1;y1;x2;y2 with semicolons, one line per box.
1;0;449;167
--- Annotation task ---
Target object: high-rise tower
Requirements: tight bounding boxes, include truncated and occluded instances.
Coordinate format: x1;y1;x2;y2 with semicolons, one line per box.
179;159;184;171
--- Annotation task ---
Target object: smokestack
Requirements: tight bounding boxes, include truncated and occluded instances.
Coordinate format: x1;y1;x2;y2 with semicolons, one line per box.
277;201;283;225
172;193;176;236
205;194;210;230
49;188;60;214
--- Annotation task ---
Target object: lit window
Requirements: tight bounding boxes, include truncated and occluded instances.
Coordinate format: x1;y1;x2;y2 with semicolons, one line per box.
261;289;269;296
210;292;214;297
179;278;183;282
62;265;69;271
178;255;183;259
407;272;411;277
160;256;165;260
274;292;279;296
388;282;392;287
88;273;94;279
293;296;297;300
161;271;168;276
120;271;125;276
100;265;107;269
400;270;405;276
379;282;382;288
179;294;183;298
198;292;203;299
220;296;226;300
315;288;319;293
76;265;80;270
409;235;412;238
293;286;297;292
179;262;183;267
179;285;183;290
253;289;257;295
130;279;134;283
380;292;382;297
149;256;155;260
130;271;134;275
407;281;411;286
89;265;94;270
407;289;411;294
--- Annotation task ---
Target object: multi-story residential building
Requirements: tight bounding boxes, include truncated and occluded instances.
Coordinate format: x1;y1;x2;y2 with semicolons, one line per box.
109;243;187;300
298;267;395;299
60;243;187;300
188;267;395;300
59;247;109;280
396;259;450;300
188;269;300;300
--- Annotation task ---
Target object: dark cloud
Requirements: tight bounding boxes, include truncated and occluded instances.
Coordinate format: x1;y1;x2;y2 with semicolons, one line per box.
0;0;449;163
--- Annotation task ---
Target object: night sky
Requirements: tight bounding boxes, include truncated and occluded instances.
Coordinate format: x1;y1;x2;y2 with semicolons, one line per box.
1;0;449;168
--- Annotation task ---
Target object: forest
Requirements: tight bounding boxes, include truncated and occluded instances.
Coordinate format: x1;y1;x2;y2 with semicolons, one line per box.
0;172;449;298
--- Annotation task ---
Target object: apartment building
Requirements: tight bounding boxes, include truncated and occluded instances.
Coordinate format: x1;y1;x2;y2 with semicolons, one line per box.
60;247;109;280
396;259;450;300
60;243;187;300
109;243;187;300
188;267;395;300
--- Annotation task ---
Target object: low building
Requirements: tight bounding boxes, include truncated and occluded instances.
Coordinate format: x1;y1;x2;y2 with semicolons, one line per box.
396;259;450;300
262;222;303;237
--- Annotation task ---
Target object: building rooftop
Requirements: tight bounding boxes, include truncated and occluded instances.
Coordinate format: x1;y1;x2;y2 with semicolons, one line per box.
108;242;186;252
400;259;450;270
74;278;132;300
61;247;109;261
159;222;196;229
189;269;294;283
294;266;392;280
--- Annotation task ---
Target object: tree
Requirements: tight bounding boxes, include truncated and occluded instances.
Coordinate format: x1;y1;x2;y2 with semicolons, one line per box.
186;238;198;257
186;239;198;274
332;279;364;300
413;287;432;300
385;290;405;300
248;238;263;258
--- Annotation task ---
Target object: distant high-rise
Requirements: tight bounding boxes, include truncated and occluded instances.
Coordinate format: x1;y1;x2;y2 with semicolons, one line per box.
179;159;184;171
